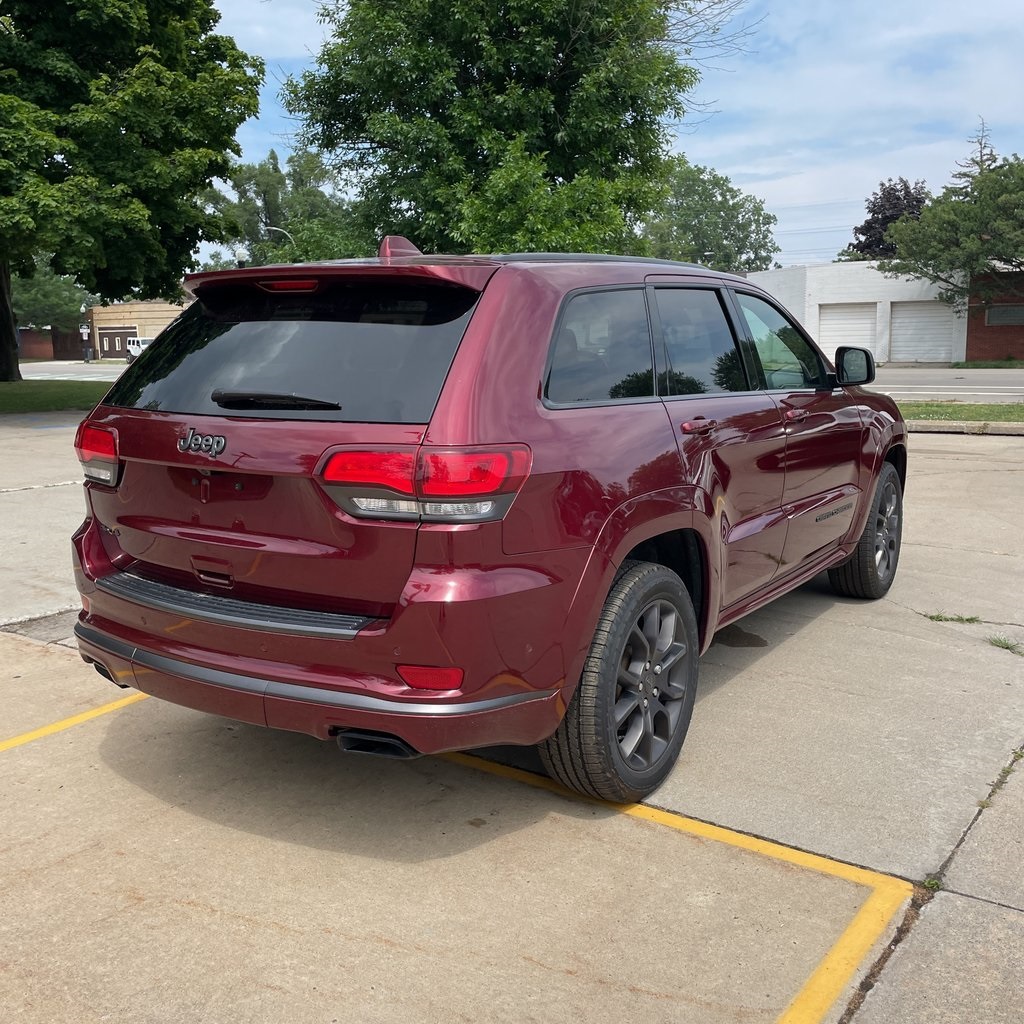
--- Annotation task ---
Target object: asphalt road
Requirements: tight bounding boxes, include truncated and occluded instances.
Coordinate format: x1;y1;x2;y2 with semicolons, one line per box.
870;367;1024;404
21;360;1024;403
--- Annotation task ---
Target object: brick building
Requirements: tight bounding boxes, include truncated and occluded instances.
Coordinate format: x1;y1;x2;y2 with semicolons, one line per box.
964;273;1024;362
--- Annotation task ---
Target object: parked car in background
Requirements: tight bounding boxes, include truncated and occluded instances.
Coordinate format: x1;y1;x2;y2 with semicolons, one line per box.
125;337;155;364
72;238;907;802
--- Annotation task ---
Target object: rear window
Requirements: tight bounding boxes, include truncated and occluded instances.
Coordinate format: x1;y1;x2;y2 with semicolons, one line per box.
103;280;479;423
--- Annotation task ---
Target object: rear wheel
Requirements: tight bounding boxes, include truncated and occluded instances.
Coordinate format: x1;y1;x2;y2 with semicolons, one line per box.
829;461;903;599
539;561;698;802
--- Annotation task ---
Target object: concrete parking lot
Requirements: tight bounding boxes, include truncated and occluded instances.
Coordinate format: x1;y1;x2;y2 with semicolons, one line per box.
1;412;1022;1023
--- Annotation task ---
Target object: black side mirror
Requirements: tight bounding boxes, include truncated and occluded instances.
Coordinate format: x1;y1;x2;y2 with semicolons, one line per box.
835;346;875;386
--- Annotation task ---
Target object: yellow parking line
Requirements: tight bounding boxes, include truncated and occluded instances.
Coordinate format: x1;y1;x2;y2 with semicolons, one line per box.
445;753;913;1024
0;692;149;754
778;878;909;1024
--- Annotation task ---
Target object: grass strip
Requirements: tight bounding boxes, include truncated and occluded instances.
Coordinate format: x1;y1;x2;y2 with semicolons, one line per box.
896;400;1024;422
949;359;1024;369
0;380;110;413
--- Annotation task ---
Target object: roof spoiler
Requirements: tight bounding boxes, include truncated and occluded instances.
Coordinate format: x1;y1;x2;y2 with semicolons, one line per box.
378;235;422;258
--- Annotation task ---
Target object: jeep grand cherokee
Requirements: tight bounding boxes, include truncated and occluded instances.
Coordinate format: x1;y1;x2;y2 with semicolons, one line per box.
72;238;906;801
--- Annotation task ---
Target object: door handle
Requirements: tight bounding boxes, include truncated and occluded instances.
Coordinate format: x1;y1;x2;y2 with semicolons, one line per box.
680;418;718;435
784;408;808;422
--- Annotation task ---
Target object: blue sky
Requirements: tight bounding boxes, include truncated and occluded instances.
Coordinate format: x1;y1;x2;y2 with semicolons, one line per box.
211;0;1024;266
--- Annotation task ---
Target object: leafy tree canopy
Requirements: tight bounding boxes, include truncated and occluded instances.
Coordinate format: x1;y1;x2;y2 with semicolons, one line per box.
839;177;930;261
640;155;780;271
12;257;98;330
881;125;1024;307
201;148;370;268
0;0;262;379
285;0;720;254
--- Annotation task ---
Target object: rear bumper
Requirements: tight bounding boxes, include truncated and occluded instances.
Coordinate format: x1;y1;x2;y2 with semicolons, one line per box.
75;622;566;754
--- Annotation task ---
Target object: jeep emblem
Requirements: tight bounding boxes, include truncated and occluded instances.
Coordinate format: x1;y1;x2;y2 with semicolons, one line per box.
178;427;227;457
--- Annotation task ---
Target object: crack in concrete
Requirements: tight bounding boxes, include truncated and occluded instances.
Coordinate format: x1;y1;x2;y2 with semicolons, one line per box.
0;480;79;494
841;739;1024;1021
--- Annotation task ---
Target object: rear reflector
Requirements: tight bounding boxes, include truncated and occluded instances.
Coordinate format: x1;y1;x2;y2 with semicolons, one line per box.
397;665;464;690
74;423;120;485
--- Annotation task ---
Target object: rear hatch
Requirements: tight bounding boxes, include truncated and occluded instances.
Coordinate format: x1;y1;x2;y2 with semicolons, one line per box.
81;264;496;619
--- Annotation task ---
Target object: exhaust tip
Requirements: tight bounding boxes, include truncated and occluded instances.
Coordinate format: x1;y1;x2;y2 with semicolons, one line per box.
335;729;421;759
92;661;132;689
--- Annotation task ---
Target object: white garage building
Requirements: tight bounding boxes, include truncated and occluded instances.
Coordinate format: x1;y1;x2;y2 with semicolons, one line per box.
747;262;967;364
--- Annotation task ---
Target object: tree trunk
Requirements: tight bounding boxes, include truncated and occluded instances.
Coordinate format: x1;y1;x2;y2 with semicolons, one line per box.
0;262;24;382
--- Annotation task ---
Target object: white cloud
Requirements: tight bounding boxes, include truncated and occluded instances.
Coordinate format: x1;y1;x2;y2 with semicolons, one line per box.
212;0;327;61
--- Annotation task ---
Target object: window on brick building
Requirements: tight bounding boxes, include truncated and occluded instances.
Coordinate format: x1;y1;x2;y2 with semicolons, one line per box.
985;305;1024;326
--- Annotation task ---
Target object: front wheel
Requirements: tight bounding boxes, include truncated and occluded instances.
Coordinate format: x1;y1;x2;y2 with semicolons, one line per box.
829;461;903;599
539;561;699;802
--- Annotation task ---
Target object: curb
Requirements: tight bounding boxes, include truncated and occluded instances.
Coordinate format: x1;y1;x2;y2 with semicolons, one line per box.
905;420;1024;436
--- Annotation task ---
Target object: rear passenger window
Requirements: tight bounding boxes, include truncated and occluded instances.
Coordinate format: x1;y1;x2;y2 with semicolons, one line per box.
546;289;654;403
654;288;749;394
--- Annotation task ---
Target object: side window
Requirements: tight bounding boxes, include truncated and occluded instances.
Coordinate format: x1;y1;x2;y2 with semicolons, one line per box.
546;289;654;403
735;293;827;390
654;288;749;395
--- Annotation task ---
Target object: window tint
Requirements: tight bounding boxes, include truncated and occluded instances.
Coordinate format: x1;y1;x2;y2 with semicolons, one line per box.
546;289;654;403
735;293;827;390
102;281;478;423
654;288;748;395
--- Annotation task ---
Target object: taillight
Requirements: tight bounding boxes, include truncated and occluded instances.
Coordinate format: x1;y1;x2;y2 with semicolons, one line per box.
320;445;532;522
322;450;416;494
420;449;530;497
75;423;121;486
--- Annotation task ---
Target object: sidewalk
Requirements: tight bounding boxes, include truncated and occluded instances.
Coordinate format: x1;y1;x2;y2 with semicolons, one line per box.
906;419;1024;435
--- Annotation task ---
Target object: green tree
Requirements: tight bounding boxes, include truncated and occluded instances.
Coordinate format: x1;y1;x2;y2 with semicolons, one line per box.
0;0;262;380
640;155;779;270
12;258;98;330
203;148;369;267
285;0;713;254
839;177;930;261
881;131;1024;308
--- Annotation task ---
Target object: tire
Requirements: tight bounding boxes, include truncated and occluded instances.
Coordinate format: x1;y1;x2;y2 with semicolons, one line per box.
539;561;699;802
828;461;903;599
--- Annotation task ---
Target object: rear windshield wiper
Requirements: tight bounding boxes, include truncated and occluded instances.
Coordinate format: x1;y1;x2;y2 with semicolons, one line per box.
211;389;342;411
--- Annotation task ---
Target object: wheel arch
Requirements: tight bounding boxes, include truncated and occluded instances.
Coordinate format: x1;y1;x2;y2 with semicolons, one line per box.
622;528;711;651
884;442;907;491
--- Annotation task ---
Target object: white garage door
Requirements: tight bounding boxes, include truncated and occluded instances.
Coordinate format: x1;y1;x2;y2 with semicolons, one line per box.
817;303;877;361
890;301;956;362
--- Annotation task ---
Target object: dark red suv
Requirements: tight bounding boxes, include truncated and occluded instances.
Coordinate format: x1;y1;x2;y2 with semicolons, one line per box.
73;239;906;801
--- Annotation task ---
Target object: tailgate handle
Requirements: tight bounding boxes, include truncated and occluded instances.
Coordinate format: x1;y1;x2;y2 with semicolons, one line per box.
195;569;234;588
680;417;718;435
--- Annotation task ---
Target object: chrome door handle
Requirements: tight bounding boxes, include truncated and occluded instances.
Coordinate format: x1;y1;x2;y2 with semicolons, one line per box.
680;418;718;435
784;408;808;422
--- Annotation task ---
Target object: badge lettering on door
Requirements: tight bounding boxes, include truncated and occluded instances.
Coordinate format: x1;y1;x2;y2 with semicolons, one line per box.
815;501;853;523
178;427;227;458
